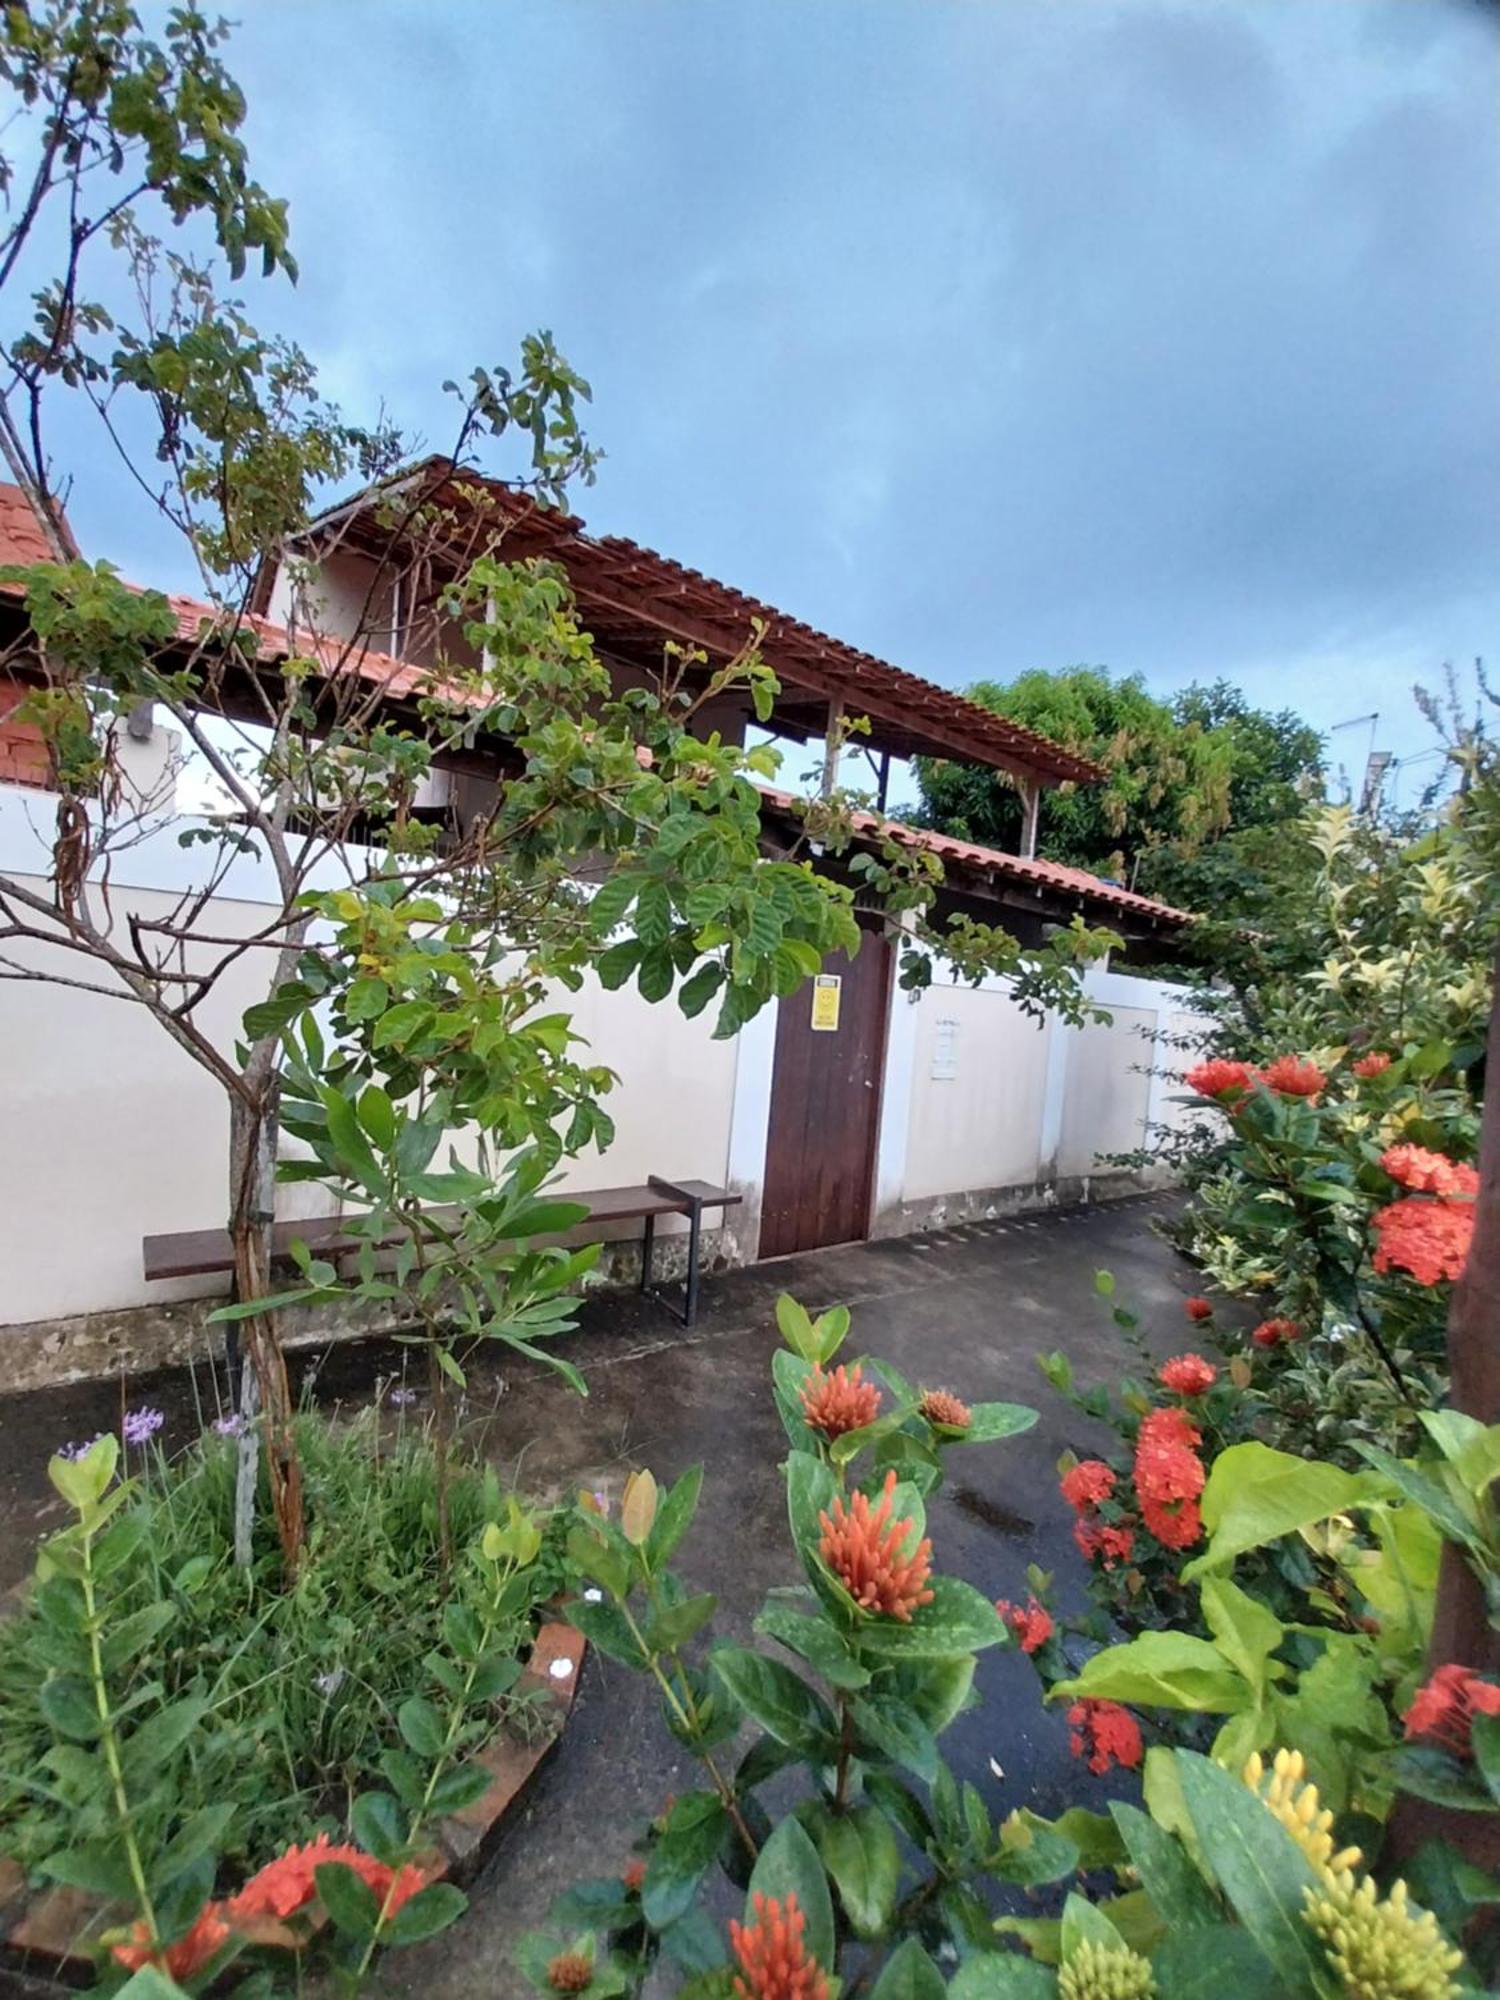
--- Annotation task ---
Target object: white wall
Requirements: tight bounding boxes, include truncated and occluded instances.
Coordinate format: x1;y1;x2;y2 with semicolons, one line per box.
902;984;1055;1200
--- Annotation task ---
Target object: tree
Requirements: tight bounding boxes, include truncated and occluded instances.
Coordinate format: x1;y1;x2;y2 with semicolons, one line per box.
0;3;1116;1576
913;665;1238;884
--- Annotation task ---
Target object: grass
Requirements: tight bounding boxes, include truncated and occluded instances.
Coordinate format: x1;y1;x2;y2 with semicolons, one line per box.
0;1408;561;1878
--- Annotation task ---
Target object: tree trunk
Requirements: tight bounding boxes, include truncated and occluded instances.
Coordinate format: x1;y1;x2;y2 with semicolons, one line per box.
228;1088;304;1574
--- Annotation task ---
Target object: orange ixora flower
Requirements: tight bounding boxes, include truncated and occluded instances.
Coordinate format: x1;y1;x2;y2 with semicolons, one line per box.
1381;1144;1480;1199
1159;1354;1217;1397
800;1363;881;1440
228;1836;423;1927
919;1387;973;1430
1184;1295;1214;1321
113;1902;231;1980
1404;1664;1500;1759
1184;1058;1257;1103
1261;1055;1326;1099
1134;1406;1204;1551
547;1950;595;1993
819;1469;934;1621
1067;1699;1143;1775
1372;1197;1475;1287
623;1857;647;1895
1059;1459;1116;1511
1075;1519;1135;1567
730;1891;830;2000
1353;1051;1392;1078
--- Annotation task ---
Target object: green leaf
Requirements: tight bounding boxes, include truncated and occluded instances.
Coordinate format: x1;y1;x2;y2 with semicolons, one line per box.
344;975;389;1024
1473;1714;1500;1807
636;879;672;946
1060;1892;1126;1960
644;1791;730;1929
101;1602;175;1674
867;1938;946;2000
948;1956;1057;1998
851;1694;938;1782
1051;1630;1249;1714
953;1401;1038;1444
320;1082;385;1195
384;1880;469;1944
856;1577;1009;1661
150;1804;236;1889
786;1450;837;1570
397;1695;446;1759
818;1806;901;1939
709;1645;838;1757
589;870;644;934
40;1839;137;1900
1185;1444;1376;1579
242;980;312;1040
776;1294;821;1361
595;937;641;990
646;1592;717;1653
1199;1578;1284;1699
48;1433;119;1509
1175;1751;1334;1997
357;1083;397;1151
38;1675;102;1741
1109;1803;1220;1931
1151;1926;1284;1999
747;1817;835;1969
351;1790;408;1864
121;1697;206;1782
754;1604;871;1691
372;998;437;1048
117;1968;194;2000
315;1859;382;1937
648;1464;704;1568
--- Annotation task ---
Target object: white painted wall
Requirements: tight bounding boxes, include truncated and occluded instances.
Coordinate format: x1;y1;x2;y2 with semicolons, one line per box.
902;983;1055;1199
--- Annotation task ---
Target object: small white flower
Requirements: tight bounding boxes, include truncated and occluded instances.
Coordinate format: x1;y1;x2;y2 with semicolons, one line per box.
989;1757;1005;1781
549;1657;574;1681
315;1669;346;1698
582;1587;604;1604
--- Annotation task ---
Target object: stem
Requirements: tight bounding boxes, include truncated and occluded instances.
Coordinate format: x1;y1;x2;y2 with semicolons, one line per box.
79;1512;158;1942
833;1694;854;1811
618;1597;759;1861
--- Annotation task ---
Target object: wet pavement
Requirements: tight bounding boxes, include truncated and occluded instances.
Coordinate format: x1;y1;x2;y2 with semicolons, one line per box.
0;1191;1197;1995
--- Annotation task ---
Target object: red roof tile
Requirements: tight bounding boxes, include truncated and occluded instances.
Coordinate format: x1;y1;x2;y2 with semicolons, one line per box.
0;483;62;566
757;784;1193;928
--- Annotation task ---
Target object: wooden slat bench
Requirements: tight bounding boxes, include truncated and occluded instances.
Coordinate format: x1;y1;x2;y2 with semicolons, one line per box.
142;1175;740;1331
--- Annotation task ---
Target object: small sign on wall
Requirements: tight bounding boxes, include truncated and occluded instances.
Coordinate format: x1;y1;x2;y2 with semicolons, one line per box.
931;1016;959;1080
811;974;842;1032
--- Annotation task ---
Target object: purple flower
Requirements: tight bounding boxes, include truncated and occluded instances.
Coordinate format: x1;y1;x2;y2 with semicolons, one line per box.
388;1387;417;1409
123;1406;164;1447
56;1434;106;1462
213;1411;247;1439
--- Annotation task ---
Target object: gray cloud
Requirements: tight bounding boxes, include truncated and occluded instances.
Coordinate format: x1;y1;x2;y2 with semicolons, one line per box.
56;0;1500;768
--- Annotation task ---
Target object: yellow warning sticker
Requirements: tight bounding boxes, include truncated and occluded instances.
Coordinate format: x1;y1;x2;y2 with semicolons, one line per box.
811;974;841;1032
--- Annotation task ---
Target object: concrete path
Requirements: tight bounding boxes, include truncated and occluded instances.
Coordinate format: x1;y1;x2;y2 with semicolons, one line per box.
0;1192;1197;1995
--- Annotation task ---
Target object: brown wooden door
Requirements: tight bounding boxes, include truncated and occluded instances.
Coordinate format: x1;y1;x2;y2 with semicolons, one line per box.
759;929;892;1259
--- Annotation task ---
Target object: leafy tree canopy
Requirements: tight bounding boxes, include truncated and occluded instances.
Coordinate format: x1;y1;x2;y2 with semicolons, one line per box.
913;667;1324;904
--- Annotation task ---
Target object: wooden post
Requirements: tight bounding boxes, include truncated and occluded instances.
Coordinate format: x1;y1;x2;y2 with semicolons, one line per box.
820;699;845;797
875;750;891;814
1019;778;1041;858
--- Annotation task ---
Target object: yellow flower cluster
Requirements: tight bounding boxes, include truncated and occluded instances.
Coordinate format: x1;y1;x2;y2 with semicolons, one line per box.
1058;1938;1156;2000
1242;1750;1463;2000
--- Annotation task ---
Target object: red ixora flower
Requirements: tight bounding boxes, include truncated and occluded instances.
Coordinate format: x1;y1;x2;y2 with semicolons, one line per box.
623;1857;647;1895
1261;1055;1326;1100
1372;1197;1475;1287
730;1891;830;2000
1184;1295;1214;1322
1134;1406;1204;1550
1159;1353;1217;1397
996;1595;1054;1654
1067;1699;1143;1775
1074;1519;1135;1567
800;1362;882;1440
1060;1459;1116;1512
819;1469;934;1621
1184;1058;1258;1103
919;1387;973;1430
1353;1051;1392;1079
227;1835;425;1926
1381;1144;1480;1199
1403;1664;1500;1760
1251;1317;1300;1349
113;1903;231;1980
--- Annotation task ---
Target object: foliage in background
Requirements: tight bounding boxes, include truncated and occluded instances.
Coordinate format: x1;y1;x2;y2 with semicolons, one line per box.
0;1408;558;1887
913;667;1322;891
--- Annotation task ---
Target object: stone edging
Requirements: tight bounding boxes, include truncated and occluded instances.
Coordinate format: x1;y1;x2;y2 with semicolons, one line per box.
0;1618;585;1984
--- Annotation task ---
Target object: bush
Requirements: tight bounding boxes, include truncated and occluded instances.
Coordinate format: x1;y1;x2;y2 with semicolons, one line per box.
0;1407;560;1879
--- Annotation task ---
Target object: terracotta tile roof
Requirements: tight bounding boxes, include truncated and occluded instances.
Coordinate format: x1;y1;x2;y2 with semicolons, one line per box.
757;783;1194;928
320;460;1106;787
0;482;62;566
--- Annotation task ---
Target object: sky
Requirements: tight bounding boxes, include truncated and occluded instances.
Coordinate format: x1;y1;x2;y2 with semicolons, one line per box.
43;0;1500;812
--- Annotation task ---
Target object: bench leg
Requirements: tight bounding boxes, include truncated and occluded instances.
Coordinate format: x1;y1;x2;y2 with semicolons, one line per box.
683;1198;703;1328
640;1212;656;1293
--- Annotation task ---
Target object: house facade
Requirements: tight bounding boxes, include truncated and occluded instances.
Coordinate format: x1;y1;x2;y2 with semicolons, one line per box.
0;469;1202;1390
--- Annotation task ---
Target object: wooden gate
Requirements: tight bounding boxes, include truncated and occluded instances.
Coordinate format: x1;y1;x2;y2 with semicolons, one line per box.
758;928;893;1259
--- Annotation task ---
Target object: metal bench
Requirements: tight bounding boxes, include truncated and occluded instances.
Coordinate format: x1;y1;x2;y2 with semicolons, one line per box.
142;1174;740;1331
